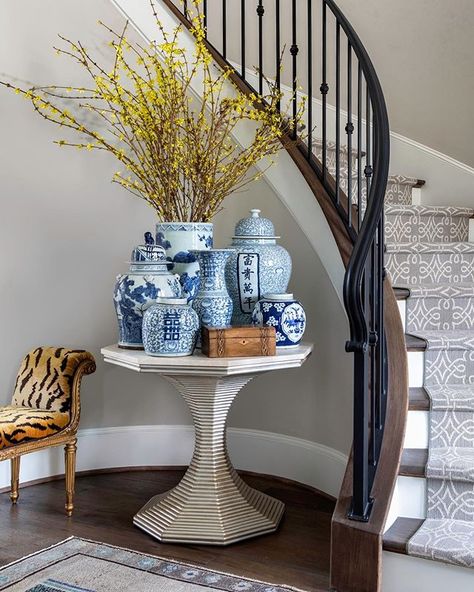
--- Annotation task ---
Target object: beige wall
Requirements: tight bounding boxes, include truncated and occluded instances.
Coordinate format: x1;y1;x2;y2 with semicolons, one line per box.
202;0;474;168
0;0;352;456
337;0;474;168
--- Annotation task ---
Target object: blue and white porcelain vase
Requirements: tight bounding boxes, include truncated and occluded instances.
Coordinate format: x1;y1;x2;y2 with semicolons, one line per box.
252;293;306;348
113;236;182;349
142;297;199;357
225;209;292;325
191;249;235;331
155;222;213;302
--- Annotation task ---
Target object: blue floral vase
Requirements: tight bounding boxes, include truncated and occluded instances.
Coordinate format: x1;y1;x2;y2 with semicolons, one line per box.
225;209;292;325
142;297;199;357
191;249;235;332
113;236;182;349
252;293;306;348
155;222;213;303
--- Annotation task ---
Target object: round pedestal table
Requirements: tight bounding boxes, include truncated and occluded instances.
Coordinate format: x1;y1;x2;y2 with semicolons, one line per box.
101;343;312;545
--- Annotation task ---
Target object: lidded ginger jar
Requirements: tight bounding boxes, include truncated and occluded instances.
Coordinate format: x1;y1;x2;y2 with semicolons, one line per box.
225;209;292;325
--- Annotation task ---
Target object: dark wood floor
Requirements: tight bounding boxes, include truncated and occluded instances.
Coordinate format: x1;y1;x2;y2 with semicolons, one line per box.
0;470;334;591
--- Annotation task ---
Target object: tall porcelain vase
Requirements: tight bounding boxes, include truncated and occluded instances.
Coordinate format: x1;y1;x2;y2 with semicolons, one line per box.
155;222;213;302
191;249;235;330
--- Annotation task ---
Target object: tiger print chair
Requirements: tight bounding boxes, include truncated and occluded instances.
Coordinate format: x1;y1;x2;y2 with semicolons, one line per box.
0;347;95;515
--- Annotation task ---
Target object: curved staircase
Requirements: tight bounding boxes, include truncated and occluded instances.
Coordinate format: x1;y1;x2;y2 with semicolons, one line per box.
127;1;472;590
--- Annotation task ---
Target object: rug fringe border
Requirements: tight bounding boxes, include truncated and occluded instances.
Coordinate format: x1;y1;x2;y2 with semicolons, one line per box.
0;536;75;571
2;535;309;592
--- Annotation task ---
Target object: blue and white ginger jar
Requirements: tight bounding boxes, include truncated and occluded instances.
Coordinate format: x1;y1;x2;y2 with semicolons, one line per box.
252;293;306;348
155;222;213;303
225;209;292;325
113;236;182;349
142;297;199;357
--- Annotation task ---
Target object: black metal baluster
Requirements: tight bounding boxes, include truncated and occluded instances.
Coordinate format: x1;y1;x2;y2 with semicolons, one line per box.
290;0;298;140
257;0;265;95
346;41;353;228
376;216;385;431
365;88;372;205
275;0;281;111
335;21;341;205
369;238;377;467
351;325;370;519
307;0;313;160
203;0;208;35
183;0;188;19
357;63;362;229
222;0;227;59
241;0;246;78
321;1;328;183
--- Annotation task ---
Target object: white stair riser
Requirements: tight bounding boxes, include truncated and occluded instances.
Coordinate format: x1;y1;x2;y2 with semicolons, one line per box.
397;300;406;332
386;476;427;529
470;218;474;242
386;214;470;243
411;187;422;205
404;410;429;449
408;350;424;388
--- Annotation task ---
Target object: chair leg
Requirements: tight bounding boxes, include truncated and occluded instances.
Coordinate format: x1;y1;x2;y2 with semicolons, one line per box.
64;439;77;516
10;456;20;504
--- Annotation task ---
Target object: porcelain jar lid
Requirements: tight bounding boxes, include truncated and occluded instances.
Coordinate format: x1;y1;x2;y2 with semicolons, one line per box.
131;244;167;263
233;209;279;239
156;297;188;305
262;293;295;301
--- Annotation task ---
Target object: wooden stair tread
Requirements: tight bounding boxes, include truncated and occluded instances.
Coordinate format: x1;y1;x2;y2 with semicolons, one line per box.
405;333;427;351
400;448;427;477
383;517;424;554
394;287;410;301
409;387;429;411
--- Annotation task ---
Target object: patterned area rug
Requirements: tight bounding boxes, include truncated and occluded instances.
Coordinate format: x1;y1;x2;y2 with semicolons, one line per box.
0;538;298;592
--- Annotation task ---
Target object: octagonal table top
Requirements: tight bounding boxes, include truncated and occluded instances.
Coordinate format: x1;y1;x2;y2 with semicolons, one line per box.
101;343;313;377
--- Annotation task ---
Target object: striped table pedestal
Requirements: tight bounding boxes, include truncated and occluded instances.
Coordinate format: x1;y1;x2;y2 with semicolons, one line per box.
101;343;313;545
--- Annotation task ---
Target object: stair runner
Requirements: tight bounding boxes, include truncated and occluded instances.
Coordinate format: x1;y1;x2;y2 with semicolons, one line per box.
316;139;474;568
383;178;474;567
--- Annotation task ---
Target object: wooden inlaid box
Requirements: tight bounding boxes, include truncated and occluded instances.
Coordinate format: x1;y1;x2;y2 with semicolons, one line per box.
201;326;276;358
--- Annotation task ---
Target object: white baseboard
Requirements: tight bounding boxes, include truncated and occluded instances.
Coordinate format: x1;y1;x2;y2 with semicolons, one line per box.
0;425;347;499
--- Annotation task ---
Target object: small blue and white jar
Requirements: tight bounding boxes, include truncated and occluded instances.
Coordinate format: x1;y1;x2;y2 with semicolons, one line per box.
142;297;199;356
252;293;306;348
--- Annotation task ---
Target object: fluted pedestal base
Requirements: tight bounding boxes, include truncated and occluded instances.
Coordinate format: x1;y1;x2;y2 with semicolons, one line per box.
133;374;285;545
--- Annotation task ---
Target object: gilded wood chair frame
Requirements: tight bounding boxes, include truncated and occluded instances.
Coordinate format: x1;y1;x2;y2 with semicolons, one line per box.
0;358;96;515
